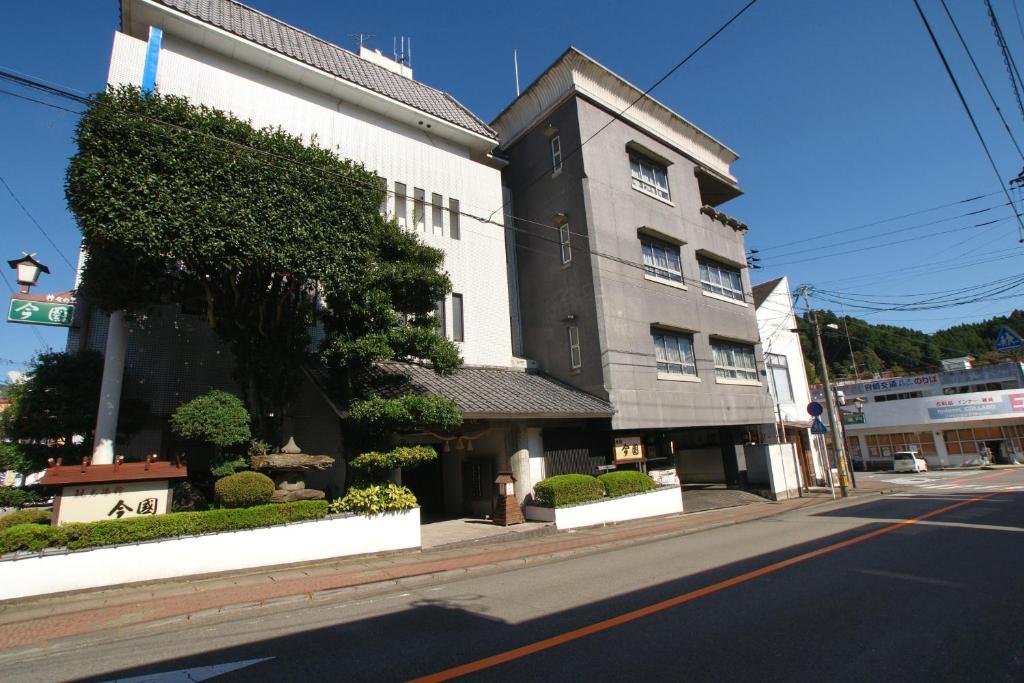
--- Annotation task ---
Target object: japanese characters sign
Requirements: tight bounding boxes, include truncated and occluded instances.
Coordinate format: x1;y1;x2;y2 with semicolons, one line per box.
7;291;76;327
926;393;1024;420
54;480;171;525
613;436;644;462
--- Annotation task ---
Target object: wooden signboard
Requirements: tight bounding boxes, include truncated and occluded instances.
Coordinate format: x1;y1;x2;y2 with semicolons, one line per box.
613;436;644;463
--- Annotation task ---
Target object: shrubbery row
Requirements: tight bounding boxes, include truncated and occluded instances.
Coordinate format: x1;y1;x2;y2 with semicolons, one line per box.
532;471;658;507
0;500;327;554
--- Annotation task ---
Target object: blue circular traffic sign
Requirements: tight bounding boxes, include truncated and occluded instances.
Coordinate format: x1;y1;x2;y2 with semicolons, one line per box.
807;401;824;417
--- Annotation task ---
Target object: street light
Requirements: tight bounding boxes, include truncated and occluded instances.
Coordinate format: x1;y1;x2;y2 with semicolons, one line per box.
7;253;49;293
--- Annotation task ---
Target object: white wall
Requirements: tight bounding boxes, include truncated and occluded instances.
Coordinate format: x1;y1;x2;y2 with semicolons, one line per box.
0;509;420;600
523;485;683;530
107;31;514;367
847;387;1024;432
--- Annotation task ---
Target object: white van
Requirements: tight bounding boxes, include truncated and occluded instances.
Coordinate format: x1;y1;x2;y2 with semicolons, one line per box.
893;451;928;473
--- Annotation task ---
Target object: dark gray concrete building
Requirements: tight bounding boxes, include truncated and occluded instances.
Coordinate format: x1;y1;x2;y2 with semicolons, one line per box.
492;48;776;486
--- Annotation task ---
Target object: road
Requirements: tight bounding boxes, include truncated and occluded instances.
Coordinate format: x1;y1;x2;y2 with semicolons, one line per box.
5;468;1024;682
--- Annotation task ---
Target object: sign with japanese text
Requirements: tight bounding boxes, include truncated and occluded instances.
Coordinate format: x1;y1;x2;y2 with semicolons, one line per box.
927;393;1024;420
843;413;865;425
613;436;644;462
7;291;76;327
861;374;939;394
54;480;171;525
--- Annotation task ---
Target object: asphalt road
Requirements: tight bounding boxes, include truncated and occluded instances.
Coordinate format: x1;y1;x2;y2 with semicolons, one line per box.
8;468;1024;682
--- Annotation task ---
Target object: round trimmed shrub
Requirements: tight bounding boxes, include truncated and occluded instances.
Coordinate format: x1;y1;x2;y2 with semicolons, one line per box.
0;508;51;530
598;471;657;498
533;474;604;508
214;471;275;508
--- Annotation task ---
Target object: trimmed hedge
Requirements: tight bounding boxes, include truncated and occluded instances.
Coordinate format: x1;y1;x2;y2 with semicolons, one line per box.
0;509;51;530
214;471;275;508
598;471;657;498
533;474;605;508
0;486;42;508
0;500;327;555
329;483;418;516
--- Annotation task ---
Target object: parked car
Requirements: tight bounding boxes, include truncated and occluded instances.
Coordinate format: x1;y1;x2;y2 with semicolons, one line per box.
893;451;928;473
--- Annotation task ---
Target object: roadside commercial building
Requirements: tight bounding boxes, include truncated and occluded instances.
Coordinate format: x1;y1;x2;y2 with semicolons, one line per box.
752;277;827;485
834;361;1024;468
73;0;612;515
491;48;776;487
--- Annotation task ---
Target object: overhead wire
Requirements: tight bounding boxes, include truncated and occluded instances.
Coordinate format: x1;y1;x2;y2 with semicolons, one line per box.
0;174;77;270
913;0;1024;242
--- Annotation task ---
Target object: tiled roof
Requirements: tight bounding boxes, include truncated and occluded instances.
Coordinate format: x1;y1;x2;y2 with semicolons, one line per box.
152;0;498;140
751;277;783;309
371;362;614;419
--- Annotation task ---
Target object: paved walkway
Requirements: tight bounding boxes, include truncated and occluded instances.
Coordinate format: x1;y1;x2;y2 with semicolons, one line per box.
0;479;896;654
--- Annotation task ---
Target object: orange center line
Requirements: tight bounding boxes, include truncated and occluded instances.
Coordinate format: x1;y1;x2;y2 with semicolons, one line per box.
409;490;1012;683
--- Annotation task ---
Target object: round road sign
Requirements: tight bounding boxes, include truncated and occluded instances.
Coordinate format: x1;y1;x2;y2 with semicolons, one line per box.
807;401;824;417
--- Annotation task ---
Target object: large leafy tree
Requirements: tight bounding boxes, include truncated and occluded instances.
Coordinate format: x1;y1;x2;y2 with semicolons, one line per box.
66;87;461;458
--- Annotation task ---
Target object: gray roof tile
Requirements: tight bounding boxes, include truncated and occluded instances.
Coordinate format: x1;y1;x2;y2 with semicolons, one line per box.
371;362;614;419
153;0;498;140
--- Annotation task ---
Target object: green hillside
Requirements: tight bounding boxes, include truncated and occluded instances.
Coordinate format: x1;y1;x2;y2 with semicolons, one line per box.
796;309;1024;383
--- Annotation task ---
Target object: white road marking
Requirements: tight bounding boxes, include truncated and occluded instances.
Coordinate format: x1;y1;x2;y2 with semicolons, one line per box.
104;657;273;682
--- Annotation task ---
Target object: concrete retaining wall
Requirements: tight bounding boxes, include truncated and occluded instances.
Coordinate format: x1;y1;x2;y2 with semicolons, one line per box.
523;486;683;530
0;508;420;600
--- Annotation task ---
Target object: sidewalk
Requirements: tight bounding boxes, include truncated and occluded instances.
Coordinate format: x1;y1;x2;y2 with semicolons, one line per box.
0;482;895;654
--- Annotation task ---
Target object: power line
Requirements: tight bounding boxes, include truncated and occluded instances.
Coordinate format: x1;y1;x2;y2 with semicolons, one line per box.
912;0;1024;241
0;174;77;270
940;0;1024;161
0;268;50;349
986;0;1024;127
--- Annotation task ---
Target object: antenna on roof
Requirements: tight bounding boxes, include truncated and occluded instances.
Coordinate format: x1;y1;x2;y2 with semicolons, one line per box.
395;35;412;67
514;49;521;96
350;32;375;51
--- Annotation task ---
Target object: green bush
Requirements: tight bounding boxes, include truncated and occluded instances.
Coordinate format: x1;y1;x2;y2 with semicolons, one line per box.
329;483;418;516
214;471;275;508
169;389;251;448
0;501;326;555
0;524;67;553
598;471;657;498
349;446;437;473
533;474;605;508
0;508;51;529
0;486;41;508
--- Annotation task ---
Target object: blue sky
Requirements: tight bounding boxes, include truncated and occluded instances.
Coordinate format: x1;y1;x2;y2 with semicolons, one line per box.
2;0;1024;372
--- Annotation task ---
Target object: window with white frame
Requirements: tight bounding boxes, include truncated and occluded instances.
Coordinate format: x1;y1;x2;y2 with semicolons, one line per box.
452;293;464;342
629;155;670;200
394;182;407;228
641;237;683;283
413;187;426;231
551;135;562;174
766;353;794;402
712;341;757;381
448;198;461;240
559;223;571;264
699;259;744;301
653;331;697;377
431;192;444;236
568;325;581;369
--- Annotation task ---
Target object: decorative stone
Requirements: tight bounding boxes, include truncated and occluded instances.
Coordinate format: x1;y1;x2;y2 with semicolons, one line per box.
250;454;335;472
270;488;326;503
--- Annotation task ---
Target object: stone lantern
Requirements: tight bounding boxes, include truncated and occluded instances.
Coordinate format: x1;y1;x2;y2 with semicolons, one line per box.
250;437;335;503
493;472;524;526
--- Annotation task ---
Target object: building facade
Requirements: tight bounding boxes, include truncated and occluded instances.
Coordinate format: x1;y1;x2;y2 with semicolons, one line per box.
492;49;776;487
74;0;612;514
752;277;827;486
835;361;1024;468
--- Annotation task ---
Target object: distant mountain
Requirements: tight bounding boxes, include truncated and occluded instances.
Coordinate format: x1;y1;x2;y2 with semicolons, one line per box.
795;309;1024;383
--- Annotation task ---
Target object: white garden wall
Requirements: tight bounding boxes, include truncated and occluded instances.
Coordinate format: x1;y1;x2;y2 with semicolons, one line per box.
523;486;683;530
0;509;420;601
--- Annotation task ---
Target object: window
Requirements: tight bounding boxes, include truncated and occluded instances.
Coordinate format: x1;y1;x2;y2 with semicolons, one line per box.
654;331;697;377
449;198;461;240
630;155;670;200
766;353;794;402
641;237;683;283
375;176;387;215
394;182;407;228
559;223;571;264
712;341;757;381
874;391;922;403
551;135;562;174
568;326;581;369
413;187;426;231
452;293;464;342
435;298;446;338
431;193;444;236
699;259;744;301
